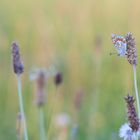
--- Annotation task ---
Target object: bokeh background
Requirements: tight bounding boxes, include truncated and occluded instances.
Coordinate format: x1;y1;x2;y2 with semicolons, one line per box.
0;0;140;139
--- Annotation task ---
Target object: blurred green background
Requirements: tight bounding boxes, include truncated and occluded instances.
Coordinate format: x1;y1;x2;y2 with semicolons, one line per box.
0;0;140;139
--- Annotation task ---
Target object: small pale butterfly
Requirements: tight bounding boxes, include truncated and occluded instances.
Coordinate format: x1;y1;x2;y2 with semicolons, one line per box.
111;34;127;57
29;65;56;81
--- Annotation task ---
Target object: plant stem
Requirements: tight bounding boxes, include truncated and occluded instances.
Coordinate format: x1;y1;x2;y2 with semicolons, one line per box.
17;75;28;140
16;113;22;140
47;87;58;139
39;107;47;140
133;65;140;118
135;133;138;140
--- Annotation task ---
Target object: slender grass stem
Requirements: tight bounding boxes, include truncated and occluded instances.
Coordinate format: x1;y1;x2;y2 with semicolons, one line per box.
17;75;28;140
133;65;140;118
135;133;138;140
16;113;22;140
47;87;58;139
39;107;47;140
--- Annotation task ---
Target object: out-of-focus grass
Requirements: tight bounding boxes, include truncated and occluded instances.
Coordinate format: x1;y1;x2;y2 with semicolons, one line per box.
0;0;140;139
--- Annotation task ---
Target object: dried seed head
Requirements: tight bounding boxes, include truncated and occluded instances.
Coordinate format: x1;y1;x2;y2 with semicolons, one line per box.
94;35;102;54
11;42;24;75
125;32;138;66
125;95;140;132
74;90;84;110
54;72;62;86
36;70;46;107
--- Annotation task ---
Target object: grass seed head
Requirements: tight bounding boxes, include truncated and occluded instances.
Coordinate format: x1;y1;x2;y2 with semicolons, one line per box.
54;72;62;86
11;41;24;75
36;70;46;107
125;94;140;132
125;32;138;66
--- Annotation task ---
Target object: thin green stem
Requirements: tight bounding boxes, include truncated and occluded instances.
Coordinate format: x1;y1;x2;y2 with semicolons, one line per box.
47;86;58;139
39;107;47;140
17;75;28;140
133;65;140;118
16;114;22;140
135;133;138;140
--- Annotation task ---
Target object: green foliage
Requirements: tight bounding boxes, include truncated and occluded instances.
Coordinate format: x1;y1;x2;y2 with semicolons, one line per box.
0;0;140;139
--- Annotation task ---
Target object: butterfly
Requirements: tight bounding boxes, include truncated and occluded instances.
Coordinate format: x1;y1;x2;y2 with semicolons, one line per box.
29;65;56;81
111;34;127;56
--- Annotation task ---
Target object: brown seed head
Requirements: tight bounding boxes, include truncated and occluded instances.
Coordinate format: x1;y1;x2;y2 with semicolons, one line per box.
36;71;46;107
125;32;138;66
54;72;62;86
125;94;140;132
11;42;24;75
94;35;102;54
74;90;84;111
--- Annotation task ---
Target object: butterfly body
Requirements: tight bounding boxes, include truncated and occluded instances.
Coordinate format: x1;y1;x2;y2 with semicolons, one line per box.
111;34;127;56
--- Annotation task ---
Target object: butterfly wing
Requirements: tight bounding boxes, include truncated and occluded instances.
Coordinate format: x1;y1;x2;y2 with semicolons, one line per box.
111;34;127;56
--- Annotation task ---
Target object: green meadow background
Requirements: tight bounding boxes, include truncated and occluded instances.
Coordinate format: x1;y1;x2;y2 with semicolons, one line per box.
0;0;140;139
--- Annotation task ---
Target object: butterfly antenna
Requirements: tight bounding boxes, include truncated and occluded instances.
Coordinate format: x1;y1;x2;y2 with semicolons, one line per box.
109;52;118;56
